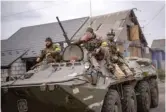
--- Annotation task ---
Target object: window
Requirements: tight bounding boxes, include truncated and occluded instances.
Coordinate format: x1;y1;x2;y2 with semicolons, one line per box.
127;25;139;41
127;25;131;41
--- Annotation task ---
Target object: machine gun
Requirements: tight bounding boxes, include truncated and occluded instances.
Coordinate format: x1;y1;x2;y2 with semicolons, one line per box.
56;16;71;45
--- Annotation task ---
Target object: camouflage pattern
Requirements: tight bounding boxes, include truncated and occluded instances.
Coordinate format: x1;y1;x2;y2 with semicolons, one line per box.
84;48;100;69
84;37;102;70
102;30;133;76
84;31;113;72
39;44;61;63
74;27;103;70
83;36;102;52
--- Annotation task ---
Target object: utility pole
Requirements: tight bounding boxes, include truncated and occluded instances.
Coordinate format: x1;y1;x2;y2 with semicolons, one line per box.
89;0;92;27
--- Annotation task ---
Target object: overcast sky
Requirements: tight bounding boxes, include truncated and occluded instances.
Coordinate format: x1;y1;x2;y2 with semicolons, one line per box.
1;0;165;46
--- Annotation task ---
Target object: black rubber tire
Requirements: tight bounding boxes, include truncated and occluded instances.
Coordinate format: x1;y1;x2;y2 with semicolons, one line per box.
136;81;151;112
101;89;122;112
149;78;159;108
121;85;137;112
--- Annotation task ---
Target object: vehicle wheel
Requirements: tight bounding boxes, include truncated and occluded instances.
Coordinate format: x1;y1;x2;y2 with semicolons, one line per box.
121;85;137;112
136;81;151;112
149;78;159;108
101;89;122;112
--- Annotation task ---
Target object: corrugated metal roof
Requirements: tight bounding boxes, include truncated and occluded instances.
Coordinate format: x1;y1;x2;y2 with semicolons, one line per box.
1;49;28;67
151;39;165;51
72;9;130;41
22;47;41;58
1;17;88;51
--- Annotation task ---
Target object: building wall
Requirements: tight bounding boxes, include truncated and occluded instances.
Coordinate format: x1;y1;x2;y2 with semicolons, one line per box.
161;61;165;71
141;47;152;59
11;58;26;76
127;47;142;57
1;69;10;82
117;45;143;58
143;50;152;59
162;52;165;60
152;51;163;60
1;58;26;82
121;13;145;58
117;45;124;53
152;50;165;71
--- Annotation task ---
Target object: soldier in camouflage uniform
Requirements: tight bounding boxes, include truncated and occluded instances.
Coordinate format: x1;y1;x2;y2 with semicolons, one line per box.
101;30;117;74
74;27;112;72
102;30;133;77
36;37;61;63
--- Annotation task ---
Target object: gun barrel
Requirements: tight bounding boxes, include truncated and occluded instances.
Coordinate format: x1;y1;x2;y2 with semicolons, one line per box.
56;16;70;45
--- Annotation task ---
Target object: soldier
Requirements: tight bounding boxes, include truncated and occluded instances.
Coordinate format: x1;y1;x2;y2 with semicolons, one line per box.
101;30;117;74
36;37;61;63
73;27;101;70
102;30;133;77
105;29;120;63
74;27;113;74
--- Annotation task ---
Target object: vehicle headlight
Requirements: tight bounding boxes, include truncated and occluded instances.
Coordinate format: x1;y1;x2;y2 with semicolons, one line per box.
84;62;90;69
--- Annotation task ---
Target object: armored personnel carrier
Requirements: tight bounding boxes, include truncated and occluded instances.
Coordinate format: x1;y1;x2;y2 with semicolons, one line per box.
1;17;158;112
1;44;159;112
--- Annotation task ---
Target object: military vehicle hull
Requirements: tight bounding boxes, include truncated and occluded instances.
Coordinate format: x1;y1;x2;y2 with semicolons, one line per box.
2;83;107;112
1;75;157;112
1;45;159;112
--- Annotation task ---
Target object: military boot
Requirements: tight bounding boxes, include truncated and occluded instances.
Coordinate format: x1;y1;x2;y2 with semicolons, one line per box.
114;64;126;79
120;64;133;77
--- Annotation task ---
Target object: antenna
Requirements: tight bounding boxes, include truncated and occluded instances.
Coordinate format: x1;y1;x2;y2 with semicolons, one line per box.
89;0;92;27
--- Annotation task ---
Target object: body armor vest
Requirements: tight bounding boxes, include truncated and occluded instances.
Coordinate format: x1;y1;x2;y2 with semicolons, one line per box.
84;38;101;51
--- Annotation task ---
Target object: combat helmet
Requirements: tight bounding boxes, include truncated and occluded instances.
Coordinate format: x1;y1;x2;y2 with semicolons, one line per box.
107;29;115;41
86;27;94;34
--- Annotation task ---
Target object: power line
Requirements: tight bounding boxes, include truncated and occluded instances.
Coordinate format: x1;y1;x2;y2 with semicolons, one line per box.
144;5;165;27
2;1;69;19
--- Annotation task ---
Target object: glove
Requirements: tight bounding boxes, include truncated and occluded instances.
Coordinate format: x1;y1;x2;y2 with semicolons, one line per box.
36;57;40;62
95;48;101;54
